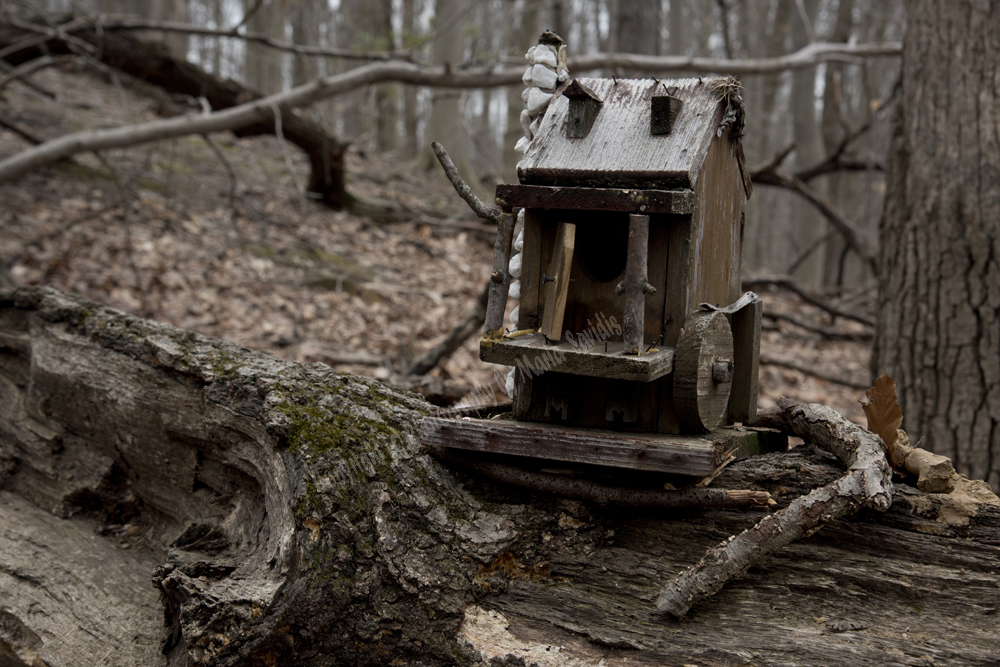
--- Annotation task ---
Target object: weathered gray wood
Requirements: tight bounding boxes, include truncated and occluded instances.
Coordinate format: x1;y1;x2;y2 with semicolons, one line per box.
540;221;575;341
519;77;722;190
495;184;695;214
516;210;543;330
484;210;517;337
673;310;734;431
650;94;683;134
727;297;762;424
616;214;656;355
421;416;723;475
480;332;674;382
564;79;603;139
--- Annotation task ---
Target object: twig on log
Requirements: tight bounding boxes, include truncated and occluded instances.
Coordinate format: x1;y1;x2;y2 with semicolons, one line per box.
764;311;872;343
656;400;893;618
430;142;501;224
760;355;869;390
742;275;874;327
435;449;774;509
406;281;490;376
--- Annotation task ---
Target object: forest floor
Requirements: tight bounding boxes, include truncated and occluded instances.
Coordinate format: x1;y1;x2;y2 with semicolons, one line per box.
0;62;875;424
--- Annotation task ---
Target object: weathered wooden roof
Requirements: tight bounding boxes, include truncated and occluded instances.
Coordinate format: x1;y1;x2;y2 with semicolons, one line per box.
518;77;726;190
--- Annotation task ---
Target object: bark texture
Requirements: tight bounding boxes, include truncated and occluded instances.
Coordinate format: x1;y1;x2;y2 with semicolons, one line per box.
873;1;1000;490
2;286;1000;666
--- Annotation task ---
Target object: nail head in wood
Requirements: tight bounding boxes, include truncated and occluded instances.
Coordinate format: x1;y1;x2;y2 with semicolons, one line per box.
651;95;683;135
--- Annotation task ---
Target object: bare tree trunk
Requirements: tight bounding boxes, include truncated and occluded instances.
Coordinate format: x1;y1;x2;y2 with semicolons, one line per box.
789;0;824;287
401;0;419;159
245;0;284;94
420;0;472;174
372;0;400;153
502;0;538;183
3;285;1000;666
819;0;854;287
615;0;660;75
874;0;1000;492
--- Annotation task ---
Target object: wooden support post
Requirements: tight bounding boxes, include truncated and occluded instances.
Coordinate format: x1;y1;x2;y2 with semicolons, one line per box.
727;298;762;424
540;222;576;341
518;211;543;330
616;214;656;355
483;209;517;338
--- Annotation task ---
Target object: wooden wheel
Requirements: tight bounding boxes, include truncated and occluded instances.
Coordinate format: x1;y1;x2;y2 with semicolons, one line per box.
673;310;735;432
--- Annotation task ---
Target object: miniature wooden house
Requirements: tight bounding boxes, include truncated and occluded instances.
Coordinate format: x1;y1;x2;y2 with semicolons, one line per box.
483;76;760;436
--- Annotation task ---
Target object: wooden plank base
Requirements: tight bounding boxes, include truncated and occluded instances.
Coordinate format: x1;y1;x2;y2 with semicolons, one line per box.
421;416;787;477
480;332;674;382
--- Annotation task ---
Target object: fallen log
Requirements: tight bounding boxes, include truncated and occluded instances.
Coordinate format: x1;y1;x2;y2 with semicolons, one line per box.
1;286;999;666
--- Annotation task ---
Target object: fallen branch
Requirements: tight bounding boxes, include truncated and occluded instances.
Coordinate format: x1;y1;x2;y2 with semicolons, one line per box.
0;60;525;185
742;274;874;327
0;111;43;144
760;355;869;390
656;400;893;618
0;53;71;92
764;311;872;342
569;41;901;75
96;18;409;62
750;156;877;271
406;281;490;376
435;449;774;509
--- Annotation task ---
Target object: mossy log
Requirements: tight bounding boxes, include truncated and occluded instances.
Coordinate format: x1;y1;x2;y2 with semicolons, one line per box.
1;286;999;667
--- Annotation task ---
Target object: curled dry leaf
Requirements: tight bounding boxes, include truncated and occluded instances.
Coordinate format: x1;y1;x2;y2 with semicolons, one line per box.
860;372;902;461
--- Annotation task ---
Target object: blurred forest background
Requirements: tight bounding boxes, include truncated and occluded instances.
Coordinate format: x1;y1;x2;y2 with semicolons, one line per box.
0;0;904;426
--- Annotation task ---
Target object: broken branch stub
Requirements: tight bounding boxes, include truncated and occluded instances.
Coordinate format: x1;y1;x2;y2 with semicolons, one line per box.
656;400;893;618
430;141;501;225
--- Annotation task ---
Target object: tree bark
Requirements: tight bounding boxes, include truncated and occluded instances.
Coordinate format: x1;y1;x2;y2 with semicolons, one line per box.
2;285;1000;666
873;0;1000;492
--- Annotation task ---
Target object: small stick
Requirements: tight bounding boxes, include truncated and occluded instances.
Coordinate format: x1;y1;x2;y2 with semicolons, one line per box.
430;142;500;224
434;450;773;509
656;400;892;618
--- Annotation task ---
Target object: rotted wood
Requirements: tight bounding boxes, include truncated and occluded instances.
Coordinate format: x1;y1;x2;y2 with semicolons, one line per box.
479;332;674;382
483;210;517;337
495;184;695;214
726;297;762;424
540;222;576;341
673;310;735;431
616;214;656;355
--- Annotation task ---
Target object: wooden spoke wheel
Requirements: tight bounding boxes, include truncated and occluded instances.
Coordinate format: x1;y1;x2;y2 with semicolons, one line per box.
673;310;735;432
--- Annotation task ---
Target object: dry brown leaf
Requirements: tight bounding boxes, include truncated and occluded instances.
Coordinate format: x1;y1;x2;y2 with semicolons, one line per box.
860;372;903;461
